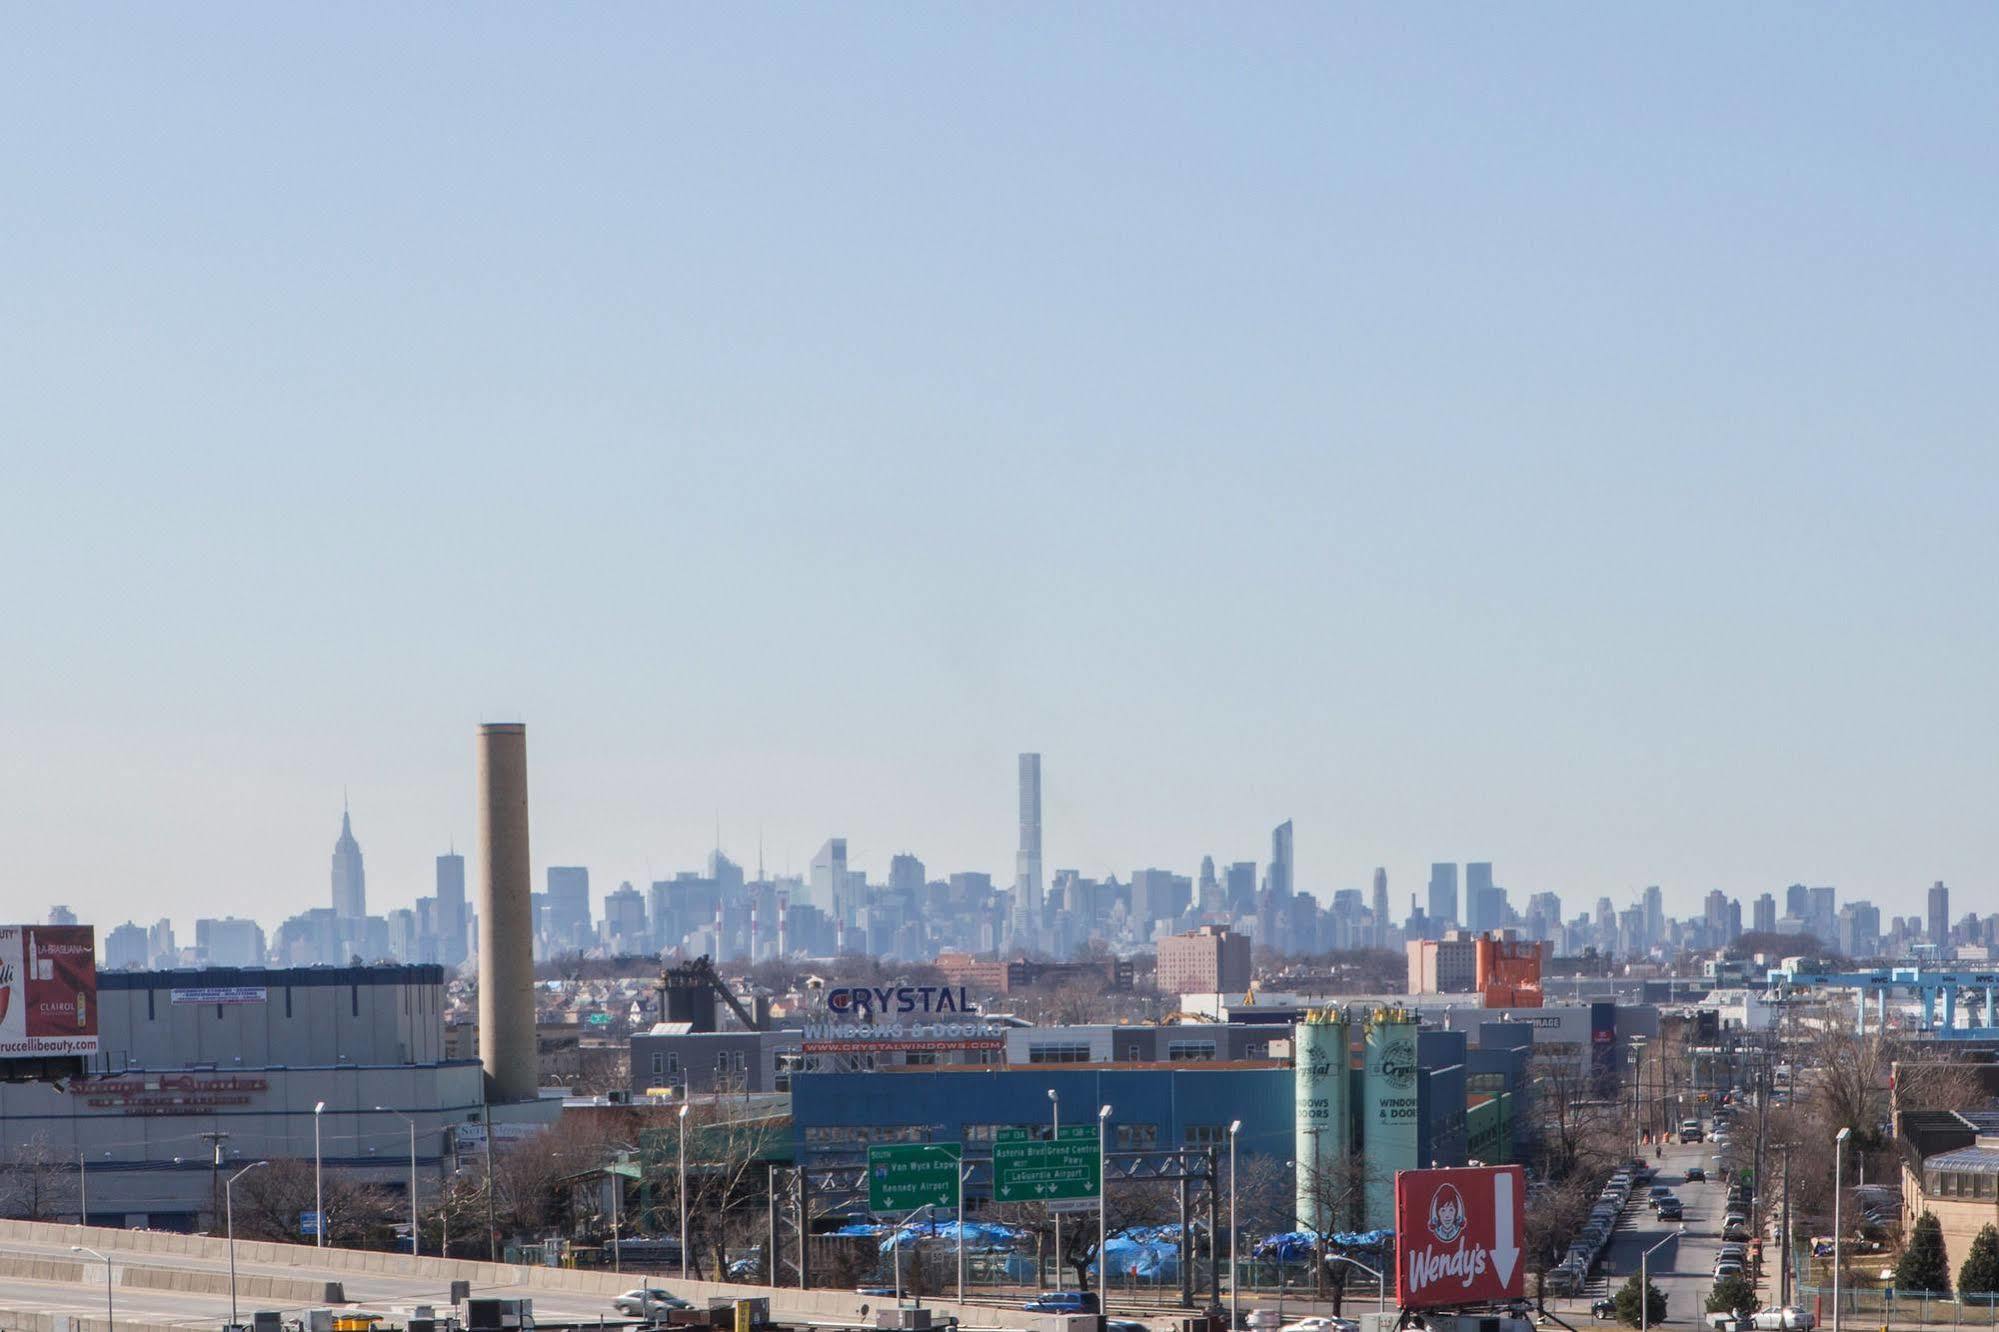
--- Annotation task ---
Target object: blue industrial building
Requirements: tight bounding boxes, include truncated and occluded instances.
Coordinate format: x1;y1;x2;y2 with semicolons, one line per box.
791;1064;1294;1168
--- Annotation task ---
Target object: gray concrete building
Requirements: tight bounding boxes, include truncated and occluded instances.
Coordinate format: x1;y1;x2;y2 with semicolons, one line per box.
0;964;538;1233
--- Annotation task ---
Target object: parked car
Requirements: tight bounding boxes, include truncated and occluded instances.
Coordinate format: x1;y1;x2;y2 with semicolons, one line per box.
1714;1260;1745;1280
1107;1322;1152;1332
1281;1320;1357;1332
1649;1185;1674;1201
1719;1243;1748;1262
1749;1308;1815;1330
1685;1166;1707;1182
1024;1293;1099;1314
613;1289;692;1317
1591;1298;1619;1319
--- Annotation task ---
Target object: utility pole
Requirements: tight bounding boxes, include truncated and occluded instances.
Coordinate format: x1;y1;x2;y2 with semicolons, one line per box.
1779;1144;1792;1307
197;1132;230;1231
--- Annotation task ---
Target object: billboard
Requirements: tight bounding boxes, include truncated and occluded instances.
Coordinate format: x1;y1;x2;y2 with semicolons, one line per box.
1394;1164;1525;1310
0;926;97;1060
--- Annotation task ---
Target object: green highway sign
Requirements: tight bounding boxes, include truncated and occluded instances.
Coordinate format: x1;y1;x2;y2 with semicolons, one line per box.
993;1125;1101;1203
868;1143;962;1213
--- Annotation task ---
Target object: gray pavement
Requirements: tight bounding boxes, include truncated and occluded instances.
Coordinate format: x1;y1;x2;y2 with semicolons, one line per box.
1556;1137;1733;1330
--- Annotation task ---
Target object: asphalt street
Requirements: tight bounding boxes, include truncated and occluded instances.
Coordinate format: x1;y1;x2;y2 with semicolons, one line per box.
1570;1137;1734;1330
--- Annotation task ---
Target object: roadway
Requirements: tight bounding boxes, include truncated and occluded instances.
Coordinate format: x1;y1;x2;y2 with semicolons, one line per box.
1563;1137;1732;1329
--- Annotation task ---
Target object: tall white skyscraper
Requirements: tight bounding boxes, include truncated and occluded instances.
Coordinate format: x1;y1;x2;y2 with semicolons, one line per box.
435;850;467;965
1265;819;1294;900
1371;867;1389;948
331;805;366;919
1015;753;1043;938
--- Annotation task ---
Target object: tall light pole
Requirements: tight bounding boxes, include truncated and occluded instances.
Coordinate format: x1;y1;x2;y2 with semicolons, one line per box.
1639;1228;1682;1332
1098;1105;1113;1309
313;1101;326;1247
1324;1254;1386;1317
1047;1089;1060;1290
1228;1120;1242;1331
677;1103;691;1279
1833;1127;1851;1332
70;1245;112;1332
226;1161;268;1329
375;1106;420;1256
78;1149;88;1225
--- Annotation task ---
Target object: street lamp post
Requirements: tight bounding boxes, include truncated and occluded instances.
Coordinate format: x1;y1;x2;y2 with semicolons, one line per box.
1228;1120;1242;1330
1098;1105;1113;1310
1047;1089;1060;1291
677;1103;691;1279
313;1101;326;1247
374;1106;420;1256
1323;1253;1387;1318
78;1149;88;1225
1639;1228;1683;1332
1833;1127;1851;1332
226;1160;269;1330
70;1245;112;1332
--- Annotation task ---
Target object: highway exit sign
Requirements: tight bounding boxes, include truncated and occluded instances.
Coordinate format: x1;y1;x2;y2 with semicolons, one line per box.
868;1143;961;1213
993;1126;1101;1203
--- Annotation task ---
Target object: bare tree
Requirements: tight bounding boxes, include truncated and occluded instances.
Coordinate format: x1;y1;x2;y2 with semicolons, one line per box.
993;1177;1178;1294
1524;1056;1628;1184
1298;1152;1390;1312
232;1158;401;1247
0;1132;77;1222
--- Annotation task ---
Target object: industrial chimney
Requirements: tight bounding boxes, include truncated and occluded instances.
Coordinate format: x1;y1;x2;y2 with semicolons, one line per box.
477;723;538;1102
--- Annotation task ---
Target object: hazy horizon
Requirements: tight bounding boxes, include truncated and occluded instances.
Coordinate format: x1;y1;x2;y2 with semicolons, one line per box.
4;8;1994;931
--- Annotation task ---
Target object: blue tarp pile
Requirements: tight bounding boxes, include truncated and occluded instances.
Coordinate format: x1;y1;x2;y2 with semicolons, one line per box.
876;1220;1031;1251
1253;1229;1393;1261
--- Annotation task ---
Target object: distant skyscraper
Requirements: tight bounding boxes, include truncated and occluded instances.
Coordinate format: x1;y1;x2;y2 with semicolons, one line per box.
1016;754;1044;938
331;806;366;919
103;921;147;970
1752;892;1776;935
1642;886;1664;949
47;905;77;926
1929;881;1950;948
544;867;591;951
1427;864;1459;928
435;850;468;965
809;838;848;915
1371;868;1390;949
1266;820;1294;901
1785;883;1810;920
1225;861;1258;915
1465;862;1496;931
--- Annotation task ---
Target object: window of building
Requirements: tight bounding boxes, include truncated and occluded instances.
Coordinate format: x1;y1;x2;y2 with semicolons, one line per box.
1115;1124;1159;1150
1118;1043;1147;1062
904;1051;939;1066
1245;1041;1270;1059
1185;1124;1227;1147
1167;1040;1216;1062
1027;1042;1092;1064
650;1052;663;1077
774;1051;804;1092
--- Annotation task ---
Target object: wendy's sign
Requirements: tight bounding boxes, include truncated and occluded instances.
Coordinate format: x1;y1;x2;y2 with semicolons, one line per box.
1394;1164;1524;1309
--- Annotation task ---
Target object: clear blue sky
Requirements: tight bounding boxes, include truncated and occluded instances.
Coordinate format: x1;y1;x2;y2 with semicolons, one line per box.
3;7;1994;930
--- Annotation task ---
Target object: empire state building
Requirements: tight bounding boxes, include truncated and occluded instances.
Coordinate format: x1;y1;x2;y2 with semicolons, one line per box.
331;807;366;919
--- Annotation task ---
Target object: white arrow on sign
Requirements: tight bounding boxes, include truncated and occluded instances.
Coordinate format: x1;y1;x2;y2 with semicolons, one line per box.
1490;1171;1519;1289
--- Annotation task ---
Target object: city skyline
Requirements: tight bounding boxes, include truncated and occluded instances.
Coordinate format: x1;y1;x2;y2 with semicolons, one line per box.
68;770;1974;944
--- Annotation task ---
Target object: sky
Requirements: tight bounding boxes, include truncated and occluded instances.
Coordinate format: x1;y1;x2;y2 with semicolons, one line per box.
3;7;1995;932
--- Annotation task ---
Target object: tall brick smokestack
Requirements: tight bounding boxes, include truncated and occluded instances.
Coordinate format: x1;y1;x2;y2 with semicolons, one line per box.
477;723;538;1102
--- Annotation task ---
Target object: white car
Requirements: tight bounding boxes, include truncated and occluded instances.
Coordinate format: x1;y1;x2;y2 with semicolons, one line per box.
1281;1320;1358;1332
1749;1309;1815;1331
613;1288;693;1317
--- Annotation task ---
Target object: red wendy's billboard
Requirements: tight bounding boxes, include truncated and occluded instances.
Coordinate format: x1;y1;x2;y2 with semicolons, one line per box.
1395;1164;1525;1309
0;925;99;1060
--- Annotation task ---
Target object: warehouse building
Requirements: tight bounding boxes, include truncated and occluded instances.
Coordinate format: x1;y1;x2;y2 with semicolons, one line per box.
0;964;557;1232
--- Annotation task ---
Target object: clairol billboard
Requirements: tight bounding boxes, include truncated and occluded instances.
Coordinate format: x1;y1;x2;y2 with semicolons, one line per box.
0;925;99;1059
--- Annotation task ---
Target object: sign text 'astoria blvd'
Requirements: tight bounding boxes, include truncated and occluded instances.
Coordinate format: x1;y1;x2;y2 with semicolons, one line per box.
993;1125;1101;1203
1394;1164;1525;1311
